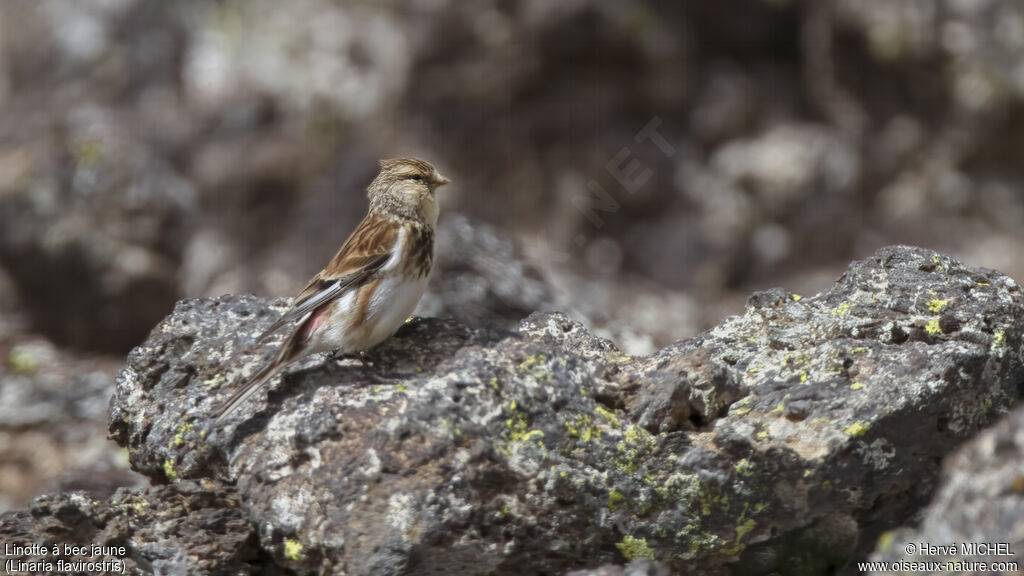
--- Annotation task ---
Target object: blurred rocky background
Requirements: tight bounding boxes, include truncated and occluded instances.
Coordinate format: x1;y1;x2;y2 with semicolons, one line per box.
1;0;1024;517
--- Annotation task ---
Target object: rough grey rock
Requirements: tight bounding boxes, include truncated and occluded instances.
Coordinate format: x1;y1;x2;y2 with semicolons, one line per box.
0;334;143;512
419;214;555;330
0;107;194;353
866;403;1024;574
98;245;1024;575
0;482;257;576
565;560;670;576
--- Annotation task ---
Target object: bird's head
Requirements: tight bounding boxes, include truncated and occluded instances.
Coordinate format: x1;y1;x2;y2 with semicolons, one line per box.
368;157;449;227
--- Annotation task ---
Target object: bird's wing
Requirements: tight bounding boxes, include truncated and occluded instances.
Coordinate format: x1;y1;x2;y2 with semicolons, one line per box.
258;214;400;338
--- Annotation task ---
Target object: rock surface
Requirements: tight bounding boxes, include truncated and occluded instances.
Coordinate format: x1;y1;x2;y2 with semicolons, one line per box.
420;214;555;331
3;245;1022;574
93;246;1024;574
0;107;194;353
0;482;256;575
0;334;143;511
566;560;670;576
867;403;1024;574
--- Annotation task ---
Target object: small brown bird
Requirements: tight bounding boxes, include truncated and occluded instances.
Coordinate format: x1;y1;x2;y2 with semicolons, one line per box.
212;158;448;423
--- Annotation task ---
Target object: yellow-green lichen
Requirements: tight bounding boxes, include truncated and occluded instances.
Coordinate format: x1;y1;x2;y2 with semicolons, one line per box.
608;489;625;511
616;536;655;561
565;414;601;442
594;404;621;428
723;518;757;555
616;425;657;474
992;329;1006;352
696;483;730;516
203;373;227;391
732;405;751;416
843;420;870;438
506;411;545;448
683;527;717;556
283;538;303;561
74;139;104;167
608;351;634;363
513;429;544;445
489;377;500;390
172;423;194;447
785;351;812;367
876;531;895;553
655;472;701;503
832;302;853;317
926;299;949;312
731;396;752;413
850;382;864;391
772;394;790;414
518;354;550;380
395;383;407;393
675;523;697;539
925;318;942;336
8;346;38;374
733;459;755;478
163;459;177;482
791;294;802;301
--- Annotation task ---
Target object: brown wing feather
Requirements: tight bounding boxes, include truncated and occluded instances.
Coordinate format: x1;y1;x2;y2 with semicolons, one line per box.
212;214;401;423
331;214;400;271
257;214;400;338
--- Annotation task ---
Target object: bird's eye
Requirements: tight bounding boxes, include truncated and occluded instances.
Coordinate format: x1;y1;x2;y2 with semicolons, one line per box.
409;174;424;182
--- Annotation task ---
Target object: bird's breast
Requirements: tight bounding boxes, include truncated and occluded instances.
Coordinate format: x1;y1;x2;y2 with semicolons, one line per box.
362;271;431;347
307;224;433;354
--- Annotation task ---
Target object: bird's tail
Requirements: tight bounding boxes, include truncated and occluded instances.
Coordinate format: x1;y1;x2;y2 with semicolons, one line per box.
211;311;310;425
211;350;288;424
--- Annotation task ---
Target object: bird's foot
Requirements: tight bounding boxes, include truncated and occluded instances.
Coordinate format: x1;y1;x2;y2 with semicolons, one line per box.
328;350;393;384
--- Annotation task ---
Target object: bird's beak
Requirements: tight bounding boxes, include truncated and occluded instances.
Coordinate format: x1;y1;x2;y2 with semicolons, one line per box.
435;173;450;186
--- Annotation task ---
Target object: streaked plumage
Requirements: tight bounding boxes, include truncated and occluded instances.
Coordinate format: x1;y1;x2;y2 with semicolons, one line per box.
212;158;448;423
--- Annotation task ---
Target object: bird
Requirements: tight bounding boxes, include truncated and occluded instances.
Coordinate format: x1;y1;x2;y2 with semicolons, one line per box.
211;157;449;423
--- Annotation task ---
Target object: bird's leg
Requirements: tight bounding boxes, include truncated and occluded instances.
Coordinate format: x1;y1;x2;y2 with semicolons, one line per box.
327;349;391;383
327;349;366;364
